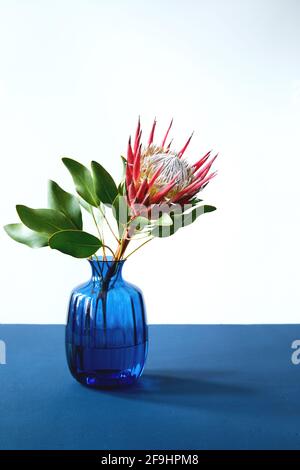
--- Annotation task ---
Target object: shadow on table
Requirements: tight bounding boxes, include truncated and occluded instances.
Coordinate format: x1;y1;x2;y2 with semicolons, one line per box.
100;369;258;410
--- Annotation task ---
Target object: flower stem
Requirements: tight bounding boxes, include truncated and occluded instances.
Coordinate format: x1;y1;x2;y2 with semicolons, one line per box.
113;216;137;260
98;205;120;245
91;207;107;260
124;236;153;260
102;244;115;258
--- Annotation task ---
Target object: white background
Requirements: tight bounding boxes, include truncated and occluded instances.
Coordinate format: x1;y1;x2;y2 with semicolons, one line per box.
0;0;299;324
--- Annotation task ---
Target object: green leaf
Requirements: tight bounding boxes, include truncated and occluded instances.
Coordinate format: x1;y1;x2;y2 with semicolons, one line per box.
175;205;216;229
127;212;173;235
62;157;99;207
152;205;216;238
91;161;118;205
78;198;106;229
48;180;82;229
153;212;173;226
78;196;93;214
49;230;102;258
95;203;106;224
130;216;150;231
118;180;127;196
16;205;76;235
4;223;49;248
120;155;127;178
117;156;127;195
112;194;130;236
189;197;203;206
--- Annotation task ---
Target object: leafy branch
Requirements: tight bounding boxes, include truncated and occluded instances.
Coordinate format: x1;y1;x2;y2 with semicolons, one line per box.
4;156;216;260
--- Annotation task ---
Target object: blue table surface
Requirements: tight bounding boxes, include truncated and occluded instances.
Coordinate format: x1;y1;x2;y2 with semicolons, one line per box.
0;324;299;450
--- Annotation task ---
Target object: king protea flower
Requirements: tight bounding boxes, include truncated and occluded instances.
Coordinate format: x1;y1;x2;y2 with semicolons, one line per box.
125;118;217;212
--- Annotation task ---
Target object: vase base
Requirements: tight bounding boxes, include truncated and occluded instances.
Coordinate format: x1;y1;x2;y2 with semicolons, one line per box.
66;341;148;388
74;370;140;388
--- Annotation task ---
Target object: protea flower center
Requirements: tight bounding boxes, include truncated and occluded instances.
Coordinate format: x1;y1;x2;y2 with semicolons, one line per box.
141;146;193;196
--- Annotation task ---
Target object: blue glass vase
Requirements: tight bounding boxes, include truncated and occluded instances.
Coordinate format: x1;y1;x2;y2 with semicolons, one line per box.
65;257;148;387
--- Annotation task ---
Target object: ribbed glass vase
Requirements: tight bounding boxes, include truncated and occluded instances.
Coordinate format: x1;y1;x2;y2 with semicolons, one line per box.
65;256;148;387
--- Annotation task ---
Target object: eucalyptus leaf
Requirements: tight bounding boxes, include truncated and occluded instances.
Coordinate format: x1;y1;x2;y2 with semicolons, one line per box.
118;180;127;196
130;216;150;231
118;156;127;195
78;196;93;214
153;212;173;227
152;205;216;238
4;223;49;248
78;198;105;232
62;157;99;207
16;205;76;235
120;155;127;178
189;197;203;206
91;161;118;205
128;212;173;234
112;195;130;236
96;203;106;223
48;180;82;229
49;230;102;258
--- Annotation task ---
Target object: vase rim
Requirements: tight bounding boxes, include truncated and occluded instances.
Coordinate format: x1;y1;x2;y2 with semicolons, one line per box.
89;255;126;264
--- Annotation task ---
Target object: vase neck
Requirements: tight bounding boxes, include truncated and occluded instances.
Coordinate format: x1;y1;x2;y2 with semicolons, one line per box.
88;256;125;285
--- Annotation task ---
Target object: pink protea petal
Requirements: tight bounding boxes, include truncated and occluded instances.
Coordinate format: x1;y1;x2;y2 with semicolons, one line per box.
133;143;142;182
172;171;216;203
135;178;149;203
171;188;190;203
136;163;164;205
166;139;173;151
178;132;194;158
128;181;136;205
126;161;133;190
189;171;218;193
161;118;173;148
194;154;218;181
199;170;217;186
148;118;157;146
148;163;164;189
183;171;217;197
134;129;142;157
175;195;193;205
134;116;140;149
127;137;134;165
192;150;212;172
150;173;179;204
140;193;150;206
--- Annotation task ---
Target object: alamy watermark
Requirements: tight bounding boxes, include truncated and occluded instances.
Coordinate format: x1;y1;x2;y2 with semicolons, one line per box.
291;340;300;365
111;198;210;239
0;339;6;365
